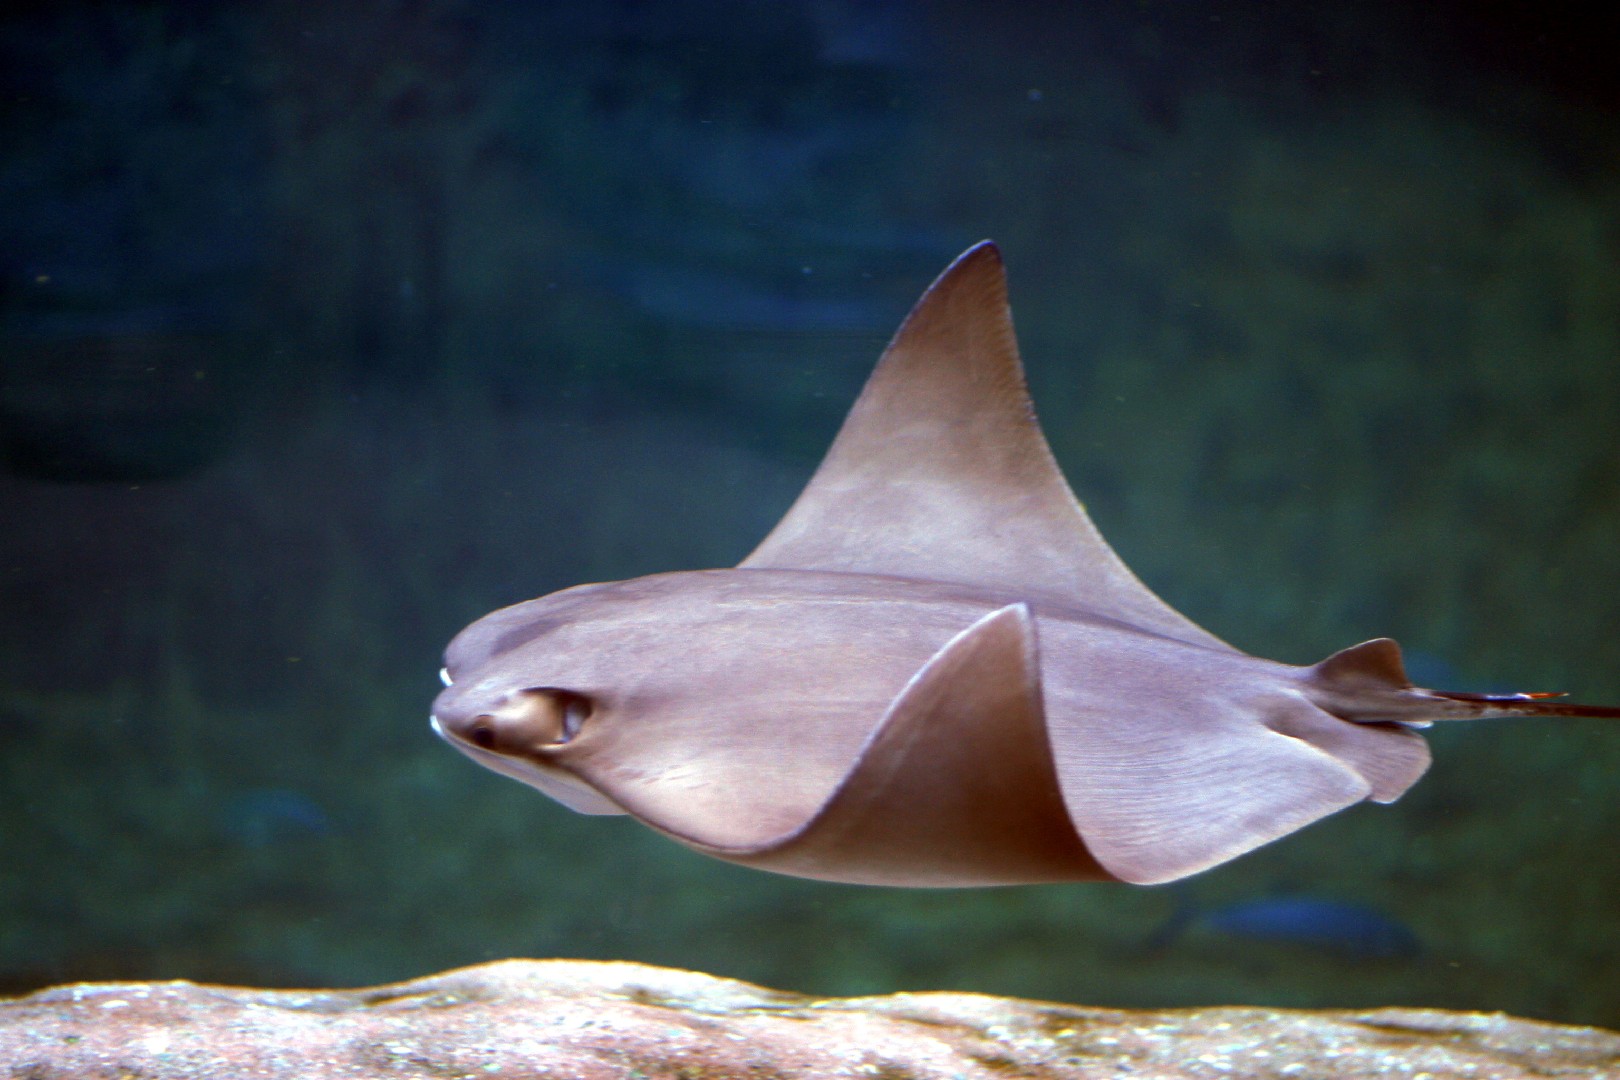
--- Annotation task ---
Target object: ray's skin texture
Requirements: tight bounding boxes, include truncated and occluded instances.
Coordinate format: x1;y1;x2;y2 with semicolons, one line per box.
432;242;1620;887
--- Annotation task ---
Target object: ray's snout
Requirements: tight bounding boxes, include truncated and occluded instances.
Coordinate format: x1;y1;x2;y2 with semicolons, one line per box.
431;684;591;757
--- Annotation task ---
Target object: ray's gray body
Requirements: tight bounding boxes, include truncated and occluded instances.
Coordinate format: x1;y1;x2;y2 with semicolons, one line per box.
433;242;1620;886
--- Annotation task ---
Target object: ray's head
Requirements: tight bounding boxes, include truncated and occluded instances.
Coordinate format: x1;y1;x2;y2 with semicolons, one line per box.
430;583;609;761
429;598;628;816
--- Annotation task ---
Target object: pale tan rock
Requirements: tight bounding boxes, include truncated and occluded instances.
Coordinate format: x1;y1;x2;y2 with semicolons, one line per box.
2;958;1617;1079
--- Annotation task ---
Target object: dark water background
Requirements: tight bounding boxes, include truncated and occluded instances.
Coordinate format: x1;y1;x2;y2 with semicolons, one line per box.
2;0;1618;1026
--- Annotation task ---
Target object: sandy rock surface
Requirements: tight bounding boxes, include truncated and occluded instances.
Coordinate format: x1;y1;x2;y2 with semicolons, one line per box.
3;958;1618;1079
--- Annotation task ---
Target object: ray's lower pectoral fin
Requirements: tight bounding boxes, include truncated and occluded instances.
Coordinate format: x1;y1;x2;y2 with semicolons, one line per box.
751;604;1105;886
1069;693;1430;887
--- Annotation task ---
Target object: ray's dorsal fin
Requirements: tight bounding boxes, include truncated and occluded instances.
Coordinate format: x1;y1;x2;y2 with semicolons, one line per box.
742;241;1231;651
1313;638;1411;689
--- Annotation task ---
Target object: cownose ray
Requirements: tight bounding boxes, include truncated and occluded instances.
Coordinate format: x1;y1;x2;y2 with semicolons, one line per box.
431;241;1620;887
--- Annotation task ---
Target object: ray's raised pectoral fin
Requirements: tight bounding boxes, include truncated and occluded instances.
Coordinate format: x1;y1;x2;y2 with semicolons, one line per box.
741;241;1232;652
729;604;1106;886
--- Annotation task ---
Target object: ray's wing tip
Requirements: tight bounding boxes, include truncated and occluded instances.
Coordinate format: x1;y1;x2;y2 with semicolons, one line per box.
910;240;1009;328
950;239;1003;273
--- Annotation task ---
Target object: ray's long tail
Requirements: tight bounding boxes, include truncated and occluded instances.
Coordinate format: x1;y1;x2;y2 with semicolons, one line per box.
1422;688;1620;720
1306;637;1620;724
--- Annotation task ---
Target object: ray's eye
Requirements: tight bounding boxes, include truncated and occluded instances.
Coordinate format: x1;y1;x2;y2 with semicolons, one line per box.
544;689;593;744
453;689;594;753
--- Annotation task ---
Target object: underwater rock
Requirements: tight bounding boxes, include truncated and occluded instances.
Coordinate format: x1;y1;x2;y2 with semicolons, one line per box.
2;959;1617;1079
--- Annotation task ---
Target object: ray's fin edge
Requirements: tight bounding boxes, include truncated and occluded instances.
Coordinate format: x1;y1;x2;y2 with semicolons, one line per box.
709;603;1112;886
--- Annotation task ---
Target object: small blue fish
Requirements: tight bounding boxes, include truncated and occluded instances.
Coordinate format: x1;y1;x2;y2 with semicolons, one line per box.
1155;895;1420;959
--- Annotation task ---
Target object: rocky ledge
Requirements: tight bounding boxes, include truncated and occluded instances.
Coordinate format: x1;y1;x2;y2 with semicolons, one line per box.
2;958;1617;1079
